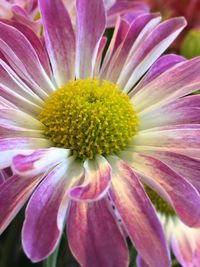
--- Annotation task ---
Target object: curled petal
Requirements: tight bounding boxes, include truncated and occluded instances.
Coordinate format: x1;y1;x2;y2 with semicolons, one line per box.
69;155;111;201
22;162;72;262
12;148;69;176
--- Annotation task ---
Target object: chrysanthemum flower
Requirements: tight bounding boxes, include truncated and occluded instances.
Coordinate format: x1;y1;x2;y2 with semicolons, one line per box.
0;0;200;267
162;215;200;267
137;190;200;267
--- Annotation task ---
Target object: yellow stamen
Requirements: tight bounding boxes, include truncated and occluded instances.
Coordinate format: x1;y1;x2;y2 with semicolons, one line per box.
39;78;139;159
146;186;175;217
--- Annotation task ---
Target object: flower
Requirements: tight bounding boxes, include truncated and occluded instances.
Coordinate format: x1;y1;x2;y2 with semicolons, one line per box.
0;1;200;267
137;189;200;267
161;215;200;267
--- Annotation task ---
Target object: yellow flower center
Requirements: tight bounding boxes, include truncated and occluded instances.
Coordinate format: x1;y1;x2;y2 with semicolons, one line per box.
39;78;139;159
146;186;175;217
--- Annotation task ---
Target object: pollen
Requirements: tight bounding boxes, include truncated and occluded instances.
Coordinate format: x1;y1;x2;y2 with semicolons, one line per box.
145;186;175;217
39;78;139;159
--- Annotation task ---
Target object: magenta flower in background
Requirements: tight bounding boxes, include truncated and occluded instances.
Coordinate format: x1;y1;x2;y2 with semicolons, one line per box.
137;215;200;267
162;215;200;267
0;0;200;267
136;189;200;267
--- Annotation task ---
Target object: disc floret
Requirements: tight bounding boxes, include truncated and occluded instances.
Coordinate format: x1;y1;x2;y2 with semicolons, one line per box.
39;78;139;159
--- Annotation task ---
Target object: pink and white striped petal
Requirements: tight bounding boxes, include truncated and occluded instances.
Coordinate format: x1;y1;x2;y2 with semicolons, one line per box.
132;125;200;150
100;17;130;73
102;13;161;83
0;174;42;234
141;151;200;193
0;137;52;169
76;0;106;79
12;148;69;177
0;19;52;78
108;156;170;267
67;198;129;267
171;225;195;267
22;162;72;262
39;0;75;87
130;54;185;96
69;155;111;202
118;17;186;92
130;153;200;227
139;96;200;130
133;57;200;113
107;1;150;27
0;62;44;107
0;108;43;130
0;21;54;95
0;168;11;184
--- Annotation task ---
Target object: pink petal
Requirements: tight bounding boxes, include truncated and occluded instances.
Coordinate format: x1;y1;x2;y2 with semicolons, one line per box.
133;57;200;113
0;137;51;169
22;162;71;262
67;198;129;267
103;13;161;83
118;17;186;92
0;61;44;107
107;1;150;27
39;0;75;87
0;21;54;95
131;124;200;162
108;156;170;267
132;153;200;227
0;19;52;78
94;36;107;76
12;148;69;177
0;174;42;234
139;96;200;130
143;151;200;193
171;231;194;267
0;168;12;184
100;17;129;74
76;0;106;79
69;155;111;201
136;255;150;267
131;54;185;96
0;108;43;130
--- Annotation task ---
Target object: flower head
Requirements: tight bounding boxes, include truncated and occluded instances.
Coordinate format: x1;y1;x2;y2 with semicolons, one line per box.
0;1;200;267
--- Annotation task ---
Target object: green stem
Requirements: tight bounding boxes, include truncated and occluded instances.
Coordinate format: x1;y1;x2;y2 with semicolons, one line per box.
0;210;24;267
43;240;60;267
